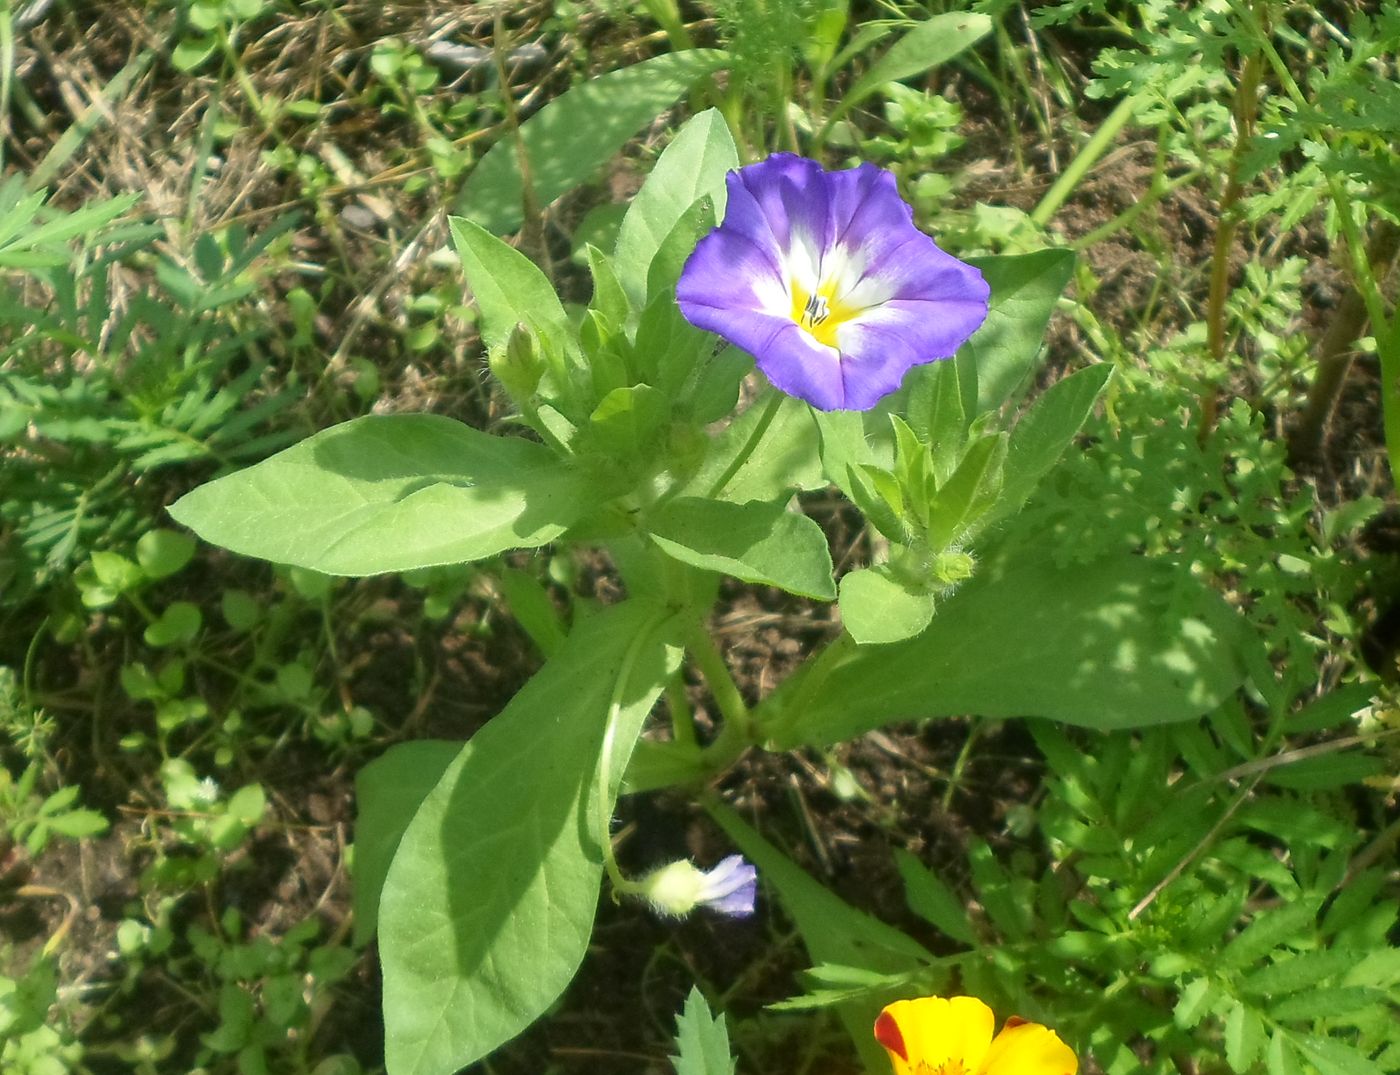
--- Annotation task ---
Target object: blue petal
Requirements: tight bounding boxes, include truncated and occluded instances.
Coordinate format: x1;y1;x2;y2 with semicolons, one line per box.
700;855;758;917
677;224;788;328
734;154;834;273
751;320;847;411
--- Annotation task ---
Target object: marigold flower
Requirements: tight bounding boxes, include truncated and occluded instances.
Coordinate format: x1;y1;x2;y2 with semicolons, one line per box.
676;154;989;411
874;995;1077;1075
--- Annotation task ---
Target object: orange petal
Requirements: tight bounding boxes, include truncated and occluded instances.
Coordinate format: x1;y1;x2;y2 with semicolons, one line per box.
875;996;996;1074
980;1019;1078;1075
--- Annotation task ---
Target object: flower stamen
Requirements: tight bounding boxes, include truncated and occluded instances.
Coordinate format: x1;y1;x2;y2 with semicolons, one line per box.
790;279;858;349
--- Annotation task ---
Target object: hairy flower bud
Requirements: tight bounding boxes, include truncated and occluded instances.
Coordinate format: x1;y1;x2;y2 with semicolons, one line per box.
637;855;757;919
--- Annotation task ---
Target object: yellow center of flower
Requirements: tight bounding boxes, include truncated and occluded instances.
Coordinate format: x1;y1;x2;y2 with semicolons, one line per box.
915;1062;968;1075
790;279;860;349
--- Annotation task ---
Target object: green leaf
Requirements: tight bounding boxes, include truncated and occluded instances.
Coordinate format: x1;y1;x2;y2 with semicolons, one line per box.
709;803;930;1074
1262;751;1385;791
1267;1031;1304;1075
982;364;1112;529
585;243;631;330
904;359;966;483
1271;987;1387;1021
169;415;595;576
379;602;677;1075
684;395;825;502
1343;947;1400;989
846;463;908;544
616;108;738;308
925;432;1006;550
1173;978;1214;1029
135;529;197;579
814;409;885;505
582;383;669;459
352;740;461;947
456;50;727;235
1224;1002;1265;1073
1241;949;1359;997
835;13;992;123
957;249;1076;416
90;551;144;593
1219;900;1319;971
894;850;974;943
838;566;935;645
45;809;109;839
967;839;1031;939
644;196;716;305
669;987;736;1075
171;35;217;73
1293;1035;1388;1075
226;784;266;825
763;551;1250;748
450;217;573;359
648;497;836;600
144;601;202;647
497;568;568;658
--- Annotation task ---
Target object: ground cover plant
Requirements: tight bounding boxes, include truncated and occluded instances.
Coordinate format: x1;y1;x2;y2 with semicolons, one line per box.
2;2;1398;1074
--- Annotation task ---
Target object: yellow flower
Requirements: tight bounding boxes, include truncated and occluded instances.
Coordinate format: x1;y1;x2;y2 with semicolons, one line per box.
874;996;1077;1075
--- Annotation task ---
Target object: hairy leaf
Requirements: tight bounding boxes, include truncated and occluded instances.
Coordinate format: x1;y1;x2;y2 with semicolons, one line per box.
170;415;594;575
379;602;678;1075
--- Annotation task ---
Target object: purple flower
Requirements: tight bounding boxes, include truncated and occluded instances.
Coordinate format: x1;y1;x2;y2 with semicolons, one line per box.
637;854;758;918
695;854;757;917
676;154;990;411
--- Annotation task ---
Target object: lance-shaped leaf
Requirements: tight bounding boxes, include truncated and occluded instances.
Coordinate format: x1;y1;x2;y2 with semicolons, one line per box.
451;217;574;359
379;601;679;1075
710;803;932;1073
977;363;1112;532
762;551;1252;748
457;50;728;235
957;249;1076;416
615;108;738;309
827;12;992;127
170;415;594;575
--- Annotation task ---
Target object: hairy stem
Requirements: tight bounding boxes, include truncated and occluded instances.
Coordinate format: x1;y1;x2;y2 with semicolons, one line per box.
1198;30;1265;436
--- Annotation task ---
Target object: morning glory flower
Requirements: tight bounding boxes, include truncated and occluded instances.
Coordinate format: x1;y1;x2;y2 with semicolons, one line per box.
874;995;1077;1075
637;854;758;918
677;154;990;411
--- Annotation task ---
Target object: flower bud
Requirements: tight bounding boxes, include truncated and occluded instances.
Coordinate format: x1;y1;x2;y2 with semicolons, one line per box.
637;855;757;919
489;321;543;402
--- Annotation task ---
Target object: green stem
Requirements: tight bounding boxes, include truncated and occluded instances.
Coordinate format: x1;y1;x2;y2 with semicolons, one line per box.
666;675;697;751
939;721;982;811
595;610;670;896
1071;123;1195;251
1204;44;1264;364
776;63;800;154
1072;169;1200;251
684;618;750;738
1030;92;1143;228
705;390;785;499
640;0;694;50
0;4;13;173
